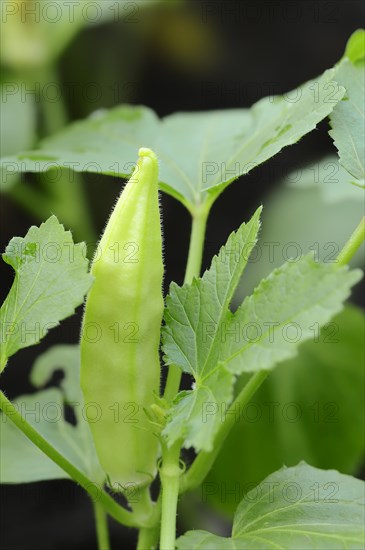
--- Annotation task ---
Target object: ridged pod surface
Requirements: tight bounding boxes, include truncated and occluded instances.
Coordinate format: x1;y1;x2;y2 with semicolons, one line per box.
80;148;164;488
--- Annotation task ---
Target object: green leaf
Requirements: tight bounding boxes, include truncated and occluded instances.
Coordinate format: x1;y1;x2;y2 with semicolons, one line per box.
177;463;365;549
163;367;234;453
221;256;361;374
1;389;70;483
31;344;85;409
235;163;364;301
163;213;361;451
329;60;365;187
163;207;262;377
287;155;363;200
205;306;365;516
0;345;104;484
344;29;365;64
160;65;344;207
0;216;93;371
1;68;344;213
162;208;262;450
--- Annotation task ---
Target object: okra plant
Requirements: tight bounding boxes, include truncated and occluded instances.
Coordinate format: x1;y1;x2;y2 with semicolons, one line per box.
1;30;364;550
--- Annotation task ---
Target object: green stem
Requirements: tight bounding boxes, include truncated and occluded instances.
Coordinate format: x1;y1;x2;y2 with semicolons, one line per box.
337;216;365;266
136;492;162;550
163;206;209;403
8;174;97;246
156;206;210;547
137;514;161;550
140;206;210;548
132;487;157;528
0;391;150;528
8;183;54;222
162;364;182;406
159;442;183;550
9;66;96;244
93;501;110;550
37;65;69;137
179;370;269;494
184;206;209;284
39;66;96;243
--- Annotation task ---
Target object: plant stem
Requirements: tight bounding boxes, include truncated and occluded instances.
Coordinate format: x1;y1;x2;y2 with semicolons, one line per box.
163;206;209;403
159;442;183;550
162;364;182;406
93;501;110;550
337;216;365;266
132;487;157;528
37;65;69;138
184;206;209;284
141;207;210;548
136;494;162;550
179;370;269;494
7;184;53;226
39;66;96;243
0;391;150;528
137;520;160;550
157;206;210;547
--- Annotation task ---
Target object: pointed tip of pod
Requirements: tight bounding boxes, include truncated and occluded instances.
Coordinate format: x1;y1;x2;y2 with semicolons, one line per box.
135;148;159;187
138;147;158;163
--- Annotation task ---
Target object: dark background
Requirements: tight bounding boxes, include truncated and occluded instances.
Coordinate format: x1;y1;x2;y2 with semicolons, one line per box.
1;1;364;548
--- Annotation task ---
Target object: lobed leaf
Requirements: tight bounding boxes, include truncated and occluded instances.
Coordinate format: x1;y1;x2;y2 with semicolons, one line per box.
162;208;262;450
329;59;365;187
0;216;93;371
206;305;365;516
1;68;344;213
221;256;362;374
0;345;104;484
177;463;365;549
163;225;362;451
287;155;362;201
235;161;364;302
163;207;262;377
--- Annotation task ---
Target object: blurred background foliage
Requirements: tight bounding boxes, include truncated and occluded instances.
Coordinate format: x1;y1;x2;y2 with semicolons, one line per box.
1;1;364;548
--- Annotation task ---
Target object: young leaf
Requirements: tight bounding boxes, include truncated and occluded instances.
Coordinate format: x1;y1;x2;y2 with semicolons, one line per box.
1;68;344;213
344;29;365;64
329;59;365;187
163;207;262;376
221;256;362;374
0;345;104;484
163;243;361;451
206;305;365;516
0;216;93;371
163;366;234;453
162;207;262;450
177;463;365;549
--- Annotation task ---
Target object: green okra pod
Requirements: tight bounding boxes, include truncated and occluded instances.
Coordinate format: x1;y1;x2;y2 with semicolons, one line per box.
80;148;164;489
